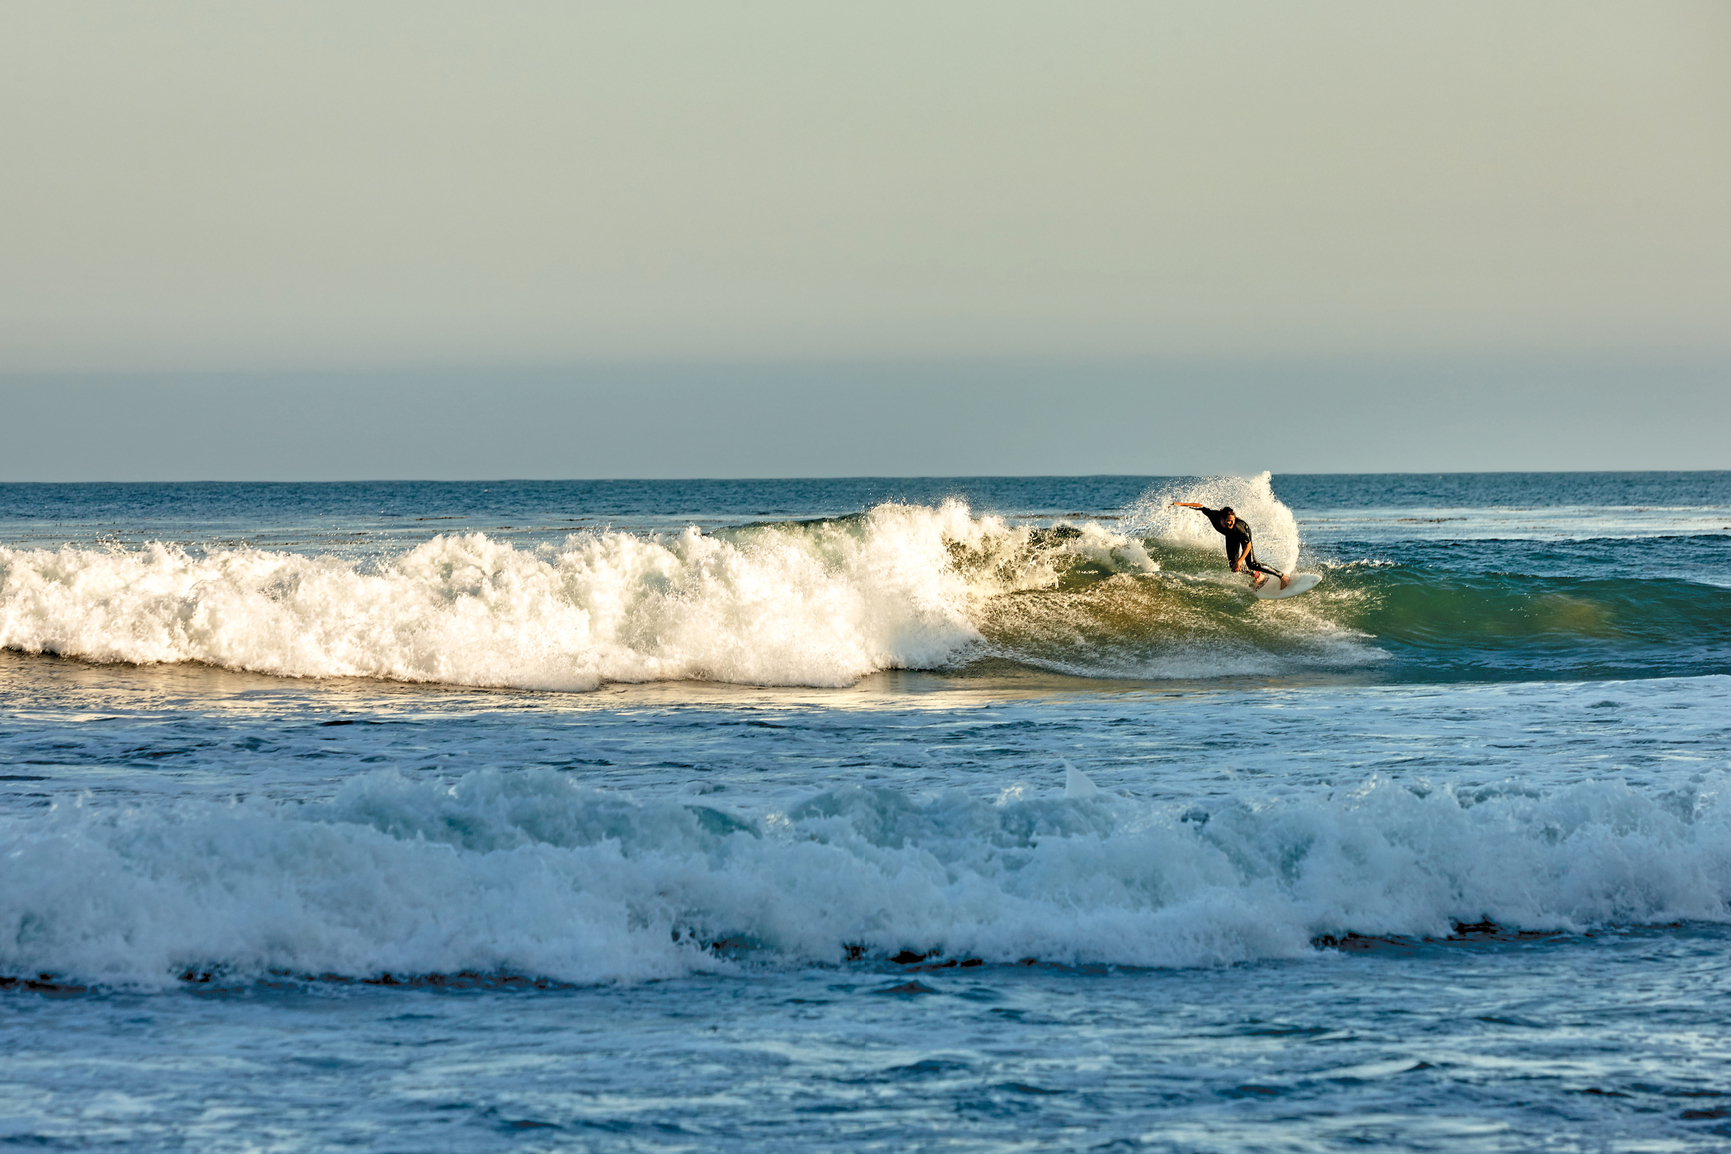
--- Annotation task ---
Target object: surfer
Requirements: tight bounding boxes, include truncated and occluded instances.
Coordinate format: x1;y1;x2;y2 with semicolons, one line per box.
1171;503;1290;591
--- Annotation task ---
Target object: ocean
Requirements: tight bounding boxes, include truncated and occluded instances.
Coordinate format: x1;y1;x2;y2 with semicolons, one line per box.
2;471;1729;1151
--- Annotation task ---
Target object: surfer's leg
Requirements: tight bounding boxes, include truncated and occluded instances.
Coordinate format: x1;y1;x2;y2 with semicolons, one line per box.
1244;552;1284;590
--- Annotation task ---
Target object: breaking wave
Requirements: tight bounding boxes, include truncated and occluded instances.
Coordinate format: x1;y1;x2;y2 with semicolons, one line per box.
5;767;1728;987
0;484;1376;689
4;472;1724;689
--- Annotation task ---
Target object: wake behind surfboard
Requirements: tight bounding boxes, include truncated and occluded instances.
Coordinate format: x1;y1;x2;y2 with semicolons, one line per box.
1253;573;1323;601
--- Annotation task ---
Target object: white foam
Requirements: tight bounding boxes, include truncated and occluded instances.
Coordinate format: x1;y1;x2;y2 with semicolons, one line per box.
0;504;1009;690
4;768;1727;987
0;498;1380;690
1127;471;1302;572
0;502;1187;690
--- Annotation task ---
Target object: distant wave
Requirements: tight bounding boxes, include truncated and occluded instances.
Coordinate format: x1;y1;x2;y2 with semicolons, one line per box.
5;767;1728;987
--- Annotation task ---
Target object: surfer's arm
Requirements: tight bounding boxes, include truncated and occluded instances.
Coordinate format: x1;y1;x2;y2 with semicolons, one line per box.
1175;503;1232;538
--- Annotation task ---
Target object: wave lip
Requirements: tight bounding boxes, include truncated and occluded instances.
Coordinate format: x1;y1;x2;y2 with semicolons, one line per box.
4;768;1727;988
1126;471;1302;573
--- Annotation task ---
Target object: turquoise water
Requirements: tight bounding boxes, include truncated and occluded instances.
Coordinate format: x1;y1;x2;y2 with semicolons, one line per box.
2;472;1729;1150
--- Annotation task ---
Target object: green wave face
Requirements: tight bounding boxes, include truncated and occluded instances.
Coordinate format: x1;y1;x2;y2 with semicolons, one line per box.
969;536;1731;685
1340;567;1731;680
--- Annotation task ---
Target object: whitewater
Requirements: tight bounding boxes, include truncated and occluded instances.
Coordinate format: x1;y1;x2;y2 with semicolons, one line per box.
4;471;1731;1151
9;757;1731;988
0;477;1342;690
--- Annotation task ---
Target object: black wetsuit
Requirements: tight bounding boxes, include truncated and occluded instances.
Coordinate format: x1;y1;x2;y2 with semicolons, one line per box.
1197;507;1281;580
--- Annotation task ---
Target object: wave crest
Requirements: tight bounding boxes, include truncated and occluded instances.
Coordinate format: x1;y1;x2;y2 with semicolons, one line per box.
1127;470;1301;572
5;768;1728;987
0;503;1004;689
0;494;1388;689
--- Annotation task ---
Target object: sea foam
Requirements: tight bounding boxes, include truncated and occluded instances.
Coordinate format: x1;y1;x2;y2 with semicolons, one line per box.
1127;471;1303;572
0;491;1386;690
0;502;1166;690
4;768;1726;987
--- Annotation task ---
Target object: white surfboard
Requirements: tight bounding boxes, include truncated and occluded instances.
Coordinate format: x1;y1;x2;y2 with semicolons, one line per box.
1252;573;1322;600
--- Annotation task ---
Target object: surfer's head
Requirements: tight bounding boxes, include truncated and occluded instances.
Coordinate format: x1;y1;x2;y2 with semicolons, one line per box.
1221;507;1236;525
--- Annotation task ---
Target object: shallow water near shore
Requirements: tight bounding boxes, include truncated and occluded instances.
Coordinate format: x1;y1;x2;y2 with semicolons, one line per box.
3;472;1730;1150
9;926;1731;1152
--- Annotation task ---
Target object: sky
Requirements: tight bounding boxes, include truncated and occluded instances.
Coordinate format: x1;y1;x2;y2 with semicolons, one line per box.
2;1;1728;478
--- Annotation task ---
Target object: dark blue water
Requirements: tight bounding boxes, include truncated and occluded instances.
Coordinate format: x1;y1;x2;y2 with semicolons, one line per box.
3;470;1726;530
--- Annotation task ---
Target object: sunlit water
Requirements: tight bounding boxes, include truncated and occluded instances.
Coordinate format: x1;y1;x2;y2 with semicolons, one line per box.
3;472;1730;1151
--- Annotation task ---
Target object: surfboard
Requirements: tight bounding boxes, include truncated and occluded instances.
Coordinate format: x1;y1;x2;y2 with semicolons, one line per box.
1252;573;1322;600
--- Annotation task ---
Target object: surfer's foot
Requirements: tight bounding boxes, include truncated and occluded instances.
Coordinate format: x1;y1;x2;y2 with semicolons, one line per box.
1252;574;1267;590
1279;573;1291;590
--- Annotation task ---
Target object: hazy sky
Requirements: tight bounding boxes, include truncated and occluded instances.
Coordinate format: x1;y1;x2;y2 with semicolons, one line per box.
3;2;1728;476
